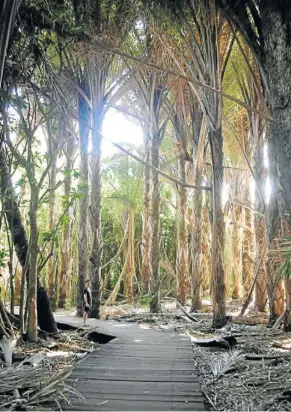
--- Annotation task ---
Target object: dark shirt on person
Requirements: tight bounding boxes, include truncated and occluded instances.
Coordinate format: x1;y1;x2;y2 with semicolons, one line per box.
83;287;91;306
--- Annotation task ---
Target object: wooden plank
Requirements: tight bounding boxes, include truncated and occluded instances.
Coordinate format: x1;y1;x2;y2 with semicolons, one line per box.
67;375;199;383
69;392;204;401
67;380;202;394
92;346;193;353
82;361;193;367
90;350;193;358
92;349;193;356
97;343;192;349
93;353;193;359
68;392;204;403
59;316;205;411
67;387;203;398
67;399;205;411
75;364;195;371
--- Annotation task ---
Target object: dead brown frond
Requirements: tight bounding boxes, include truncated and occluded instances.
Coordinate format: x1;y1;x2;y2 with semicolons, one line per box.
0;362;81;411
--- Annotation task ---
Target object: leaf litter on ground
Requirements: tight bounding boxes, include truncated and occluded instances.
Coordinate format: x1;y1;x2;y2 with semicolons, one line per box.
0;324;99;411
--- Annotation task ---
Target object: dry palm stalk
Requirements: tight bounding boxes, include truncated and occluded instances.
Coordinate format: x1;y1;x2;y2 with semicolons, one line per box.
239;242;267;316
176;301;198;322
0;362;80;410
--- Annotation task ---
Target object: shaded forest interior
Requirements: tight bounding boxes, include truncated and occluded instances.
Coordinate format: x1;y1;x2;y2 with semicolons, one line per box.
1;0;291;344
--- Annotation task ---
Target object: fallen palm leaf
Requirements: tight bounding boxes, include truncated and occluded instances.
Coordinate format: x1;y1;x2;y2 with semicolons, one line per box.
210;350;245;379
0;361;81;410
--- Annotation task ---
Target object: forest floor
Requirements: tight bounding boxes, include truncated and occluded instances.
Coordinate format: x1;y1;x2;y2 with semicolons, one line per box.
97;299;291;412
0;313;100;410
2;301;291;411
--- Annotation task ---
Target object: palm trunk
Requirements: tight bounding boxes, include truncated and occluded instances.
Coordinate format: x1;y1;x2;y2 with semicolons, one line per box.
77;77;90;317
124;209;135;304
202;204;211;294
230;173;242;299
254;148;267;311
27;186;38;342
14;265;21;306
210;128;227;328
231;206;241;299
58;220;73;309
150;134;161;313
242;177;253;299
281;219;291;329
58;131;75;309
224;224;231;298
89;101;103;319
261;4;291;229
231;228;241;299
285;277;291;330
261;3;291;327
46;156;57;310
176;152;189;304
141;148;151;295
191;179;203;311
266;136;284;324
267;241;284;324
190;113;205;311
15;182;26;307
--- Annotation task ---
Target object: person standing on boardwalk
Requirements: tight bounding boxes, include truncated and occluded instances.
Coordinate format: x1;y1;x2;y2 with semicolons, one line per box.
83;279;92;326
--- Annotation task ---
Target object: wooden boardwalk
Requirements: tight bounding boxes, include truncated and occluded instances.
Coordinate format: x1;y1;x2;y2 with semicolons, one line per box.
56;315;205;411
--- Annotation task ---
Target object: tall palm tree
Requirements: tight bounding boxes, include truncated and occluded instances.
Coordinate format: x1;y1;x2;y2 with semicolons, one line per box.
172;109;190;304
103;151;143;304
154;0;230;326
58;120;77;309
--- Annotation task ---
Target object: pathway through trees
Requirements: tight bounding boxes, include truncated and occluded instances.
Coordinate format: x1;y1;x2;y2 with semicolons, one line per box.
57;315;205;411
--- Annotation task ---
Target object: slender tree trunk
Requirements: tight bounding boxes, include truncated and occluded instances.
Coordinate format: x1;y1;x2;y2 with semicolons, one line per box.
0;0;21;87
141;148;151;295
27;186;38;342
231;206;241;299
254;145;267;311
191;181;203;311
3;214;14;314
190;113;204;310
224;222;232;298
281;219;291;329
261;3;291;327
89;101;103;319
202;203;211;294
230;173;242;299
266;136;284;324
124;209;135;304
210;128;227;328
261;4;291;229
242;176;253;299
58;130;75;309
267;242;284;324
46;156;57;310
59;222;72;309
8;259;13;314
150;134;161;312
77;77;90;317
176;151;189;304
0;148;56;332
14;265;21;306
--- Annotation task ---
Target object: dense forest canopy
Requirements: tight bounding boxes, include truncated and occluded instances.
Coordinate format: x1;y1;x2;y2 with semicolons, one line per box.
0;0;291;342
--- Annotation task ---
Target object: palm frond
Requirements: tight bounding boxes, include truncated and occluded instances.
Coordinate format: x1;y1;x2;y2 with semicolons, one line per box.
210;350;245;379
